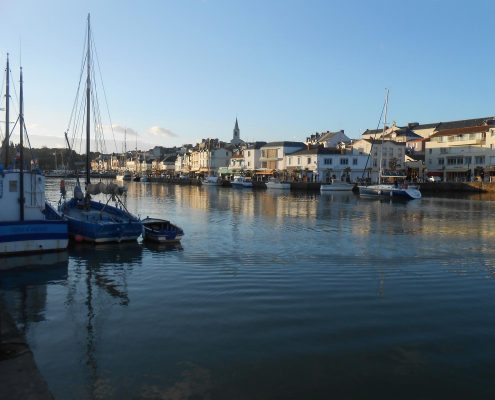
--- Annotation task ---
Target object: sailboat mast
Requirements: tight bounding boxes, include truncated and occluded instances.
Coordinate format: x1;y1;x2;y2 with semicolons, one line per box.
86;13;91;185
378;89;389;185
19;67;25;221
3;54;10;167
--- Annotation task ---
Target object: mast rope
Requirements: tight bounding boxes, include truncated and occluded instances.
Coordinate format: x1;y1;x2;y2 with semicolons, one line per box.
360;97;386;181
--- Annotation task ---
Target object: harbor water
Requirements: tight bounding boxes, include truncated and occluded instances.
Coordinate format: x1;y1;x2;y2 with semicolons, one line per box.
1;179;495;399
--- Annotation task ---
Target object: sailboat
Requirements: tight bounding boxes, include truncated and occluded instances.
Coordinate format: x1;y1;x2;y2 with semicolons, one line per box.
116;129;132;181
358;90;421;200
59;15;142;243
0;55;68;254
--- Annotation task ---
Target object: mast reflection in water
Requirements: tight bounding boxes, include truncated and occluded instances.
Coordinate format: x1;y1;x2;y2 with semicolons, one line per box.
2;181;495;399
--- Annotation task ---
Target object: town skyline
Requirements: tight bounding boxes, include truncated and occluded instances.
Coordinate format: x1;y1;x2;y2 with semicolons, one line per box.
1;0;495;151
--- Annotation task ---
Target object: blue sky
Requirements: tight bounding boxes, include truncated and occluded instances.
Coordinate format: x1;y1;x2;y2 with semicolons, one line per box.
1;0;495;152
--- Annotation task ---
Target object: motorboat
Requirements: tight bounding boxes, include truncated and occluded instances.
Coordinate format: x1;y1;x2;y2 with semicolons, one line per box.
142;217;184;243
320;179;354;192
231;176;253;188
116;171;132;181
202;176;222;186
265;178;291;190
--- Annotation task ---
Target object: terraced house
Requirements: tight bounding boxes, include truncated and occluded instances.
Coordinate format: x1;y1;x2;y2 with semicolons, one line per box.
425;117;495;182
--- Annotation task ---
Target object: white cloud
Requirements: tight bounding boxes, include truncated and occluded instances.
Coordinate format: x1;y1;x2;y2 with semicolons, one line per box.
148;126;178;138
110;124;138;136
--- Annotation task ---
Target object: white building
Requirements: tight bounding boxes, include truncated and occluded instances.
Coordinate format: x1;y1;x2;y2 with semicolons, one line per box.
425;121;495;181
351;139;406;182
243;142;266;172
305;130;351;148
285;147;369;182
259;141;306;172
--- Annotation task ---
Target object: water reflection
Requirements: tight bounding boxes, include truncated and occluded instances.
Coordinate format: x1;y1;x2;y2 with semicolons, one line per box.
0;251;69;333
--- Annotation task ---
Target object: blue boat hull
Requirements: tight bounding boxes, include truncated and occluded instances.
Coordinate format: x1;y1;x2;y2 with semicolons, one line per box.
0;220;68;255
61;199;142;243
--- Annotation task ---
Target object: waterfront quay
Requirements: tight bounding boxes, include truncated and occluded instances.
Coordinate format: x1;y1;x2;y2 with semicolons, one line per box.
2;182;495;399
148;175;494;193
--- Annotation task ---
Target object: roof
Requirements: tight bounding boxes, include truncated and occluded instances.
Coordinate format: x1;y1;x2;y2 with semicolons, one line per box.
262;141;306;148
362;116;494;136
383;128;422;140
362;128;383;136
436;117;493;131
289;147;344;156
429;125;491;138
246;141;267;150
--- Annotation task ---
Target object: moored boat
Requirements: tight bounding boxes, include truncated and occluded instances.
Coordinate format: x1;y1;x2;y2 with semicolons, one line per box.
231;176;253;188
142;217;184;243
320;179;354;192
202;176;221;186
265;178;290;190
58;15;143;243
358;90;421;201
0;56;68;255
116;171;132;181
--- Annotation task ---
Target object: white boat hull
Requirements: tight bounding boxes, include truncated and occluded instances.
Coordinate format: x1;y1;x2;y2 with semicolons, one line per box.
358;184;422;200
266;182;290;190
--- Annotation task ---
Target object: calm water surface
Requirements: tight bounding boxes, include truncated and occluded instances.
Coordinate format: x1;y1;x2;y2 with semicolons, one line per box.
2;180;495;399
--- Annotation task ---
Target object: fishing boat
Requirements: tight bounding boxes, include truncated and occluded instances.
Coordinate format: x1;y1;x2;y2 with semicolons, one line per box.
231;175;253;188
142;217;184;243
59;15;142;243
358;90;421;200
320;179;354;192
0;55;68;255
265;178;291;190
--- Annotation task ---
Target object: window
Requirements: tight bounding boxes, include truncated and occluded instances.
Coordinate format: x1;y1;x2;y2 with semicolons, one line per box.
353;158;358;165
307;157;311;165
373;160;378;167
324;158;332;165
247;151;251;157
447;157;463;165
340;158;349;165
288;158;291;166
248;162;251;167
297;157;301;165
475;156;485;164
438;158;445;165
429;149;432;154
261;150;266;157
9;180;17;192
464;156;472;165
226;152;228;156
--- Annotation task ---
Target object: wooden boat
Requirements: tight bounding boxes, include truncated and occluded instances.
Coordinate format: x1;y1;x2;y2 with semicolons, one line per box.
142;217;184;243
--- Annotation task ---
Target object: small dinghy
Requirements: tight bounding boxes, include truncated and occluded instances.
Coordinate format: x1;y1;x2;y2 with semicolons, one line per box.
142;217;184;243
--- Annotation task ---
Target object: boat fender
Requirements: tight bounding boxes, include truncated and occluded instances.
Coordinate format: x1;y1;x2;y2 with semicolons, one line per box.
60;179;66;198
